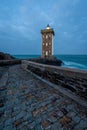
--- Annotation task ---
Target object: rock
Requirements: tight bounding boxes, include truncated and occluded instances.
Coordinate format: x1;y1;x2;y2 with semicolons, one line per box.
0;52;21;66
0;52;15;60
29;57;63;66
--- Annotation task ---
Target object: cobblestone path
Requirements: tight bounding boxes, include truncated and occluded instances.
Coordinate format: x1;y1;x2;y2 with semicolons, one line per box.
0;65;87;130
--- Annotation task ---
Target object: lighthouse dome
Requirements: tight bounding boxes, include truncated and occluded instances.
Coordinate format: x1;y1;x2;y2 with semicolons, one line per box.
46;24;51;29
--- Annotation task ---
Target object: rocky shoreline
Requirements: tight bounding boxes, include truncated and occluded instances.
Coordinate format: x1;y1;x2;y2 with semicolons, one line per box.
0;52;15;60
29;57;63;66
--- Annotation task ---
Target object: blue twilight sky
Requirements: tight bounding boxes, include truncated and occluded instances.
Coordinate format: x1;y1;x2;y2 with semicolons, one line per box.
0;0;87;55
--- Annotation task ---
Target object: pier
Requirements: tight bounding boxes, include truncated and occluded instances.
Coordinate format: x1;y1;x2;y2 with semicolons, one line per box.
0;62;87;130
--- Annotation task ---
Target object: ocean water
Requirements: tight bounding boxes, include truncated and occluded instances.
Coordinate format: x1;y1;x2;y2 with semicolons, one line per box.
14;55;87;70
56;55;87;70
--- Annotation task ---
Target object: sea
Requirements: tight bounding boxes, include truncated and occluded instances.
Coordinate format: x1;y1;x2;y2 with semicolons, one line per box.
14;55;87;70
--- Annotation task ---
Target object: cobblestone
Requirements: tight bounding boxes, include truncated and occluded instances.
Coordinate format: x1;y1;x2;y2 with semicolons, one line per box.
0;65;87;130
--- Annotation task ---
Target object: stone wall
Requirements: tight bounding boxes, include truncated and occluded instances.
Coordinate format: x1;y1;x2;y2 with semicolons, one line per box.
21;60;87;100
0;60;21;66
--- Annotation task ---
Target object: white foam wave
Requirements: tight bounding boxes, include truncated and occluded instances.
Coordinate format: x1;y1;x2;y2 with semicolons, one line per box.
62;61;87;70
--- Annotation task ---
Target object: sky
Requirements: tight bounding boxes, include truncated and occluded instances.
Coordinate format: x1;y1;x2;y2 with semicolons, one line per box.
0;0;87;55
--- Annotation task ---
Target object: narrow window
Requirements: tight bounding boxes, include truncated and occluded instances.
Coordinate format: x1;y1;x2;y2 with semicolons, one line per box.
46;51;48;56
46;35;48;39
46;43;48;46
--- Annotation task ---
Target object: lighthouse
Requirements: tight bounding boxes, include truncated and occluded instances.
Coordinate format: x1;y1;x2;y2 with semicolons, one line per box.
41;24;55;58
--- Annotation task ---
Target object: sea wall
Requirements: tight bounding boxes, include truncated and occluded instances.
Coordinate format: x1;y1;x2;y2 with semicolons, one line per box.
21;60;87;100
0;60;21;66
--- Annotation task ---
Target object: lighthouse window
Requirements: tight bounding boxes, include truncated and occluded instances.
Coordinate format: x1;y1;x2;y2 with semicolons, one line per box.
43;43;45;45
46;51;48;56
46;43;48;46
46;35;48;39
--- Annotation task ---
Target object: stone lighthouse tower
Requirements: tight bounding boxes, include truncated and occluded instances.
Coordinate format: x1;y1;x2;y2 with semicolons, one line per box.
41;24;55;58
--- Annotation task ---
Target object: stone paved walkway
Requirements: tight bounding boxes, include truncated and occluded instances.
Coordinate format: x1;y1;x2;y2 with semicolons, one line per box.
0;65;87;130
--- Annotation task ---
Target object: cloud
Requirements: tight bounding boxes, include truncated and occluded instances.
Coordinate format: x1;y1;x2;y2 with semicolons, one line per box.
0;0;87;54
11;24;37;39
19;5;28;15
39;11;55;25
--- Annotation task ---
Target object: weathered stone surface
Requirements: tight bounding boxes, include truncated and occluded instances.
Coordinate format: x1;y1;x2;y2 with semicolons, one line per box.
42;120;51;129
73;115;81;123
26;61;87;100
50;122;62;130
74;118;87;129
14;118;23;127
60;108;68;115
35;124;42;130
59;116;72;126
33;109;40;117
0;65;87;130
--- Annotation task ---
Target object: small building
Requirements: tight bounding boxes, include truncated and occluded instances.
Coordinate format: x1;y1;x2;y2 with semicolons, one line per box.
41;24;55;58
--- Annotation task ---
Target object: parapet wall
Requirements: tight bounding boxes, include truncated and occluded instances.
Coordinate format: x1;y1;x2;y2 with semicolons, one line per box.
22;60;87;100
22;60;87;79
0;60;21;66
